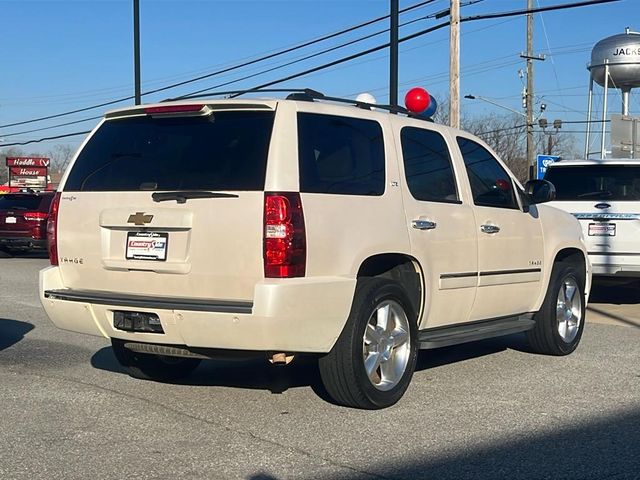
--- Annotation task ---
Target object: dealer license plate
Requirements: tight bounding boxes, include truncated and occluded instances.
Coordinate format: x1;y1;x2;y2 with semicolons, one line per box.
588;223;616;236
126;231;168;261
5;217;16;224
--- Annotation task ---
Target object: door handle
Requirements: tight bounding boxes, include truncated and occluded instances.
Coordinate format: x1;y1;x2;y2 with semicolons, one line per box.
412;219;437;230
480;224;500;234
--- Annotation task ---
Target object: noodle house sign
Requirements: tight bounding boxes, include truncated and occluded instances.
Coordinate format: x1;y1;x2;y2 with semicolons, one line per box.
5;157;50;189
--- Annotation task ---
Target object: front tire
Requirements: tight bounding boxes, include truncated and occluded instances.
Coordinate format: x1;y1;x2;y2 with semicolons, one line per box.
527;261;585;355
318;278;418;409
111;339;201;382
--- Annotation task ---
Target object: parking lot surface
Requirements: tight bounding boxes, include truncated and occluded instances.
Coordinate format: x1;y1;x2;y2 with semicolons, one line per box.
1;254;639;480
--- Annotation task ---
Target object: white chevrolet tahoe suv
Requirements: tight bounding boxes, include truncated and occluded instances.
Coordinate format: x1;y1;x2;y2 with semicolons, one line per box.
545;159;640;278
40;90;591;409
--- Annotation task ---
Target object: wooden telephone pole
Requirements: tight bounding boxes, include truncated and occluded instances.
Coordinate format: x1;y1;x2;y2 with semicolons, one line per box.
449;0;460;128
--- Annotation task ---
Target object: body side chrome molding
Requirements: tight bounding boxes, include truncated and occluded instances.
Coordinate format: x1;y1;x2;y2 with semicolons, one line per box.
573;213;640;220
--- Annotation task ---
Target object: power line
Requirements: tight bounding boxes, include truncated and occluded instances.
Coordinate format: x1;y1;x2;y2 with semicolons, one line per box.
172;3;457;100
2;115;102;138
2;130;92;147
225;0;620;98
3;0;621;145
0;0;438;130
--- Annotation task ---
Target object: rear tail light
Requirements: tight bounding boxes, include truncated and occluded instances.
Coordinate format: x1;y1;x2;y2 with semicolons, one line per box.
264;192;306;278
47;193;61;265
23;212;48;221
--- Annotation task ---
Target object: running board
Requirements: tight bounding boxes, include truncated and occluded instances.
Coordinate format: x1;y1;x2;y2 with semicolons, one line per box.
418;314;535;349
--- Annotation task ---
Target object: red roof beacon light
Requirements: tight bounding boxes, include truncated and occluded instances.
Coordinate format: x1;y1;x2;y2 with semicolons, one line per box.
404;87;431;114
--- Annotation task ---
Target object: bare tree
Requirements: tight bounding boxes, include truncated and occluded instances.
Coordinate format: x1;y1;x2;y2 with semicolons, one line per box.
463;113;529;181
0;147;27;185
45;144;75;174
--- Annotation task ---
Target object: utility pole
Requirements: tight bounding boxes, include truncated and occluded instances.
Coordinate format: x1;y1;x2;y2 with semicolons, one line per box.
525;0;534;178
134;0;141;105
520;0;544;178
449;0;460;128
390;0;399;108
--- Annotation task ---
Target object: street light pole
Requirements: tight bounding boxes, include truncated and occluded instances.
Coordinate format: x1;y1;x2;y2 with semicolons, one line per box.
464;95;526;118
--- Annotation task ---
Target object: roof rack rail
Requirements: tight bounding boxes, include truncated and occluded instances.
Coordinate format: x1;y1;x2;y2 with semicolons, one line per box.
162;88;317;102
162;87;431;121
293;90;411;116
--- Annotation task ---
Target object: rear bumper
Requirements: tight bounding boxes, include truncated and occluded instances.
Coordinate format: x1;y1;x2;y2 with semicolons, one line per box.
0;236;46;250
39;266;356;353
589;253;640;277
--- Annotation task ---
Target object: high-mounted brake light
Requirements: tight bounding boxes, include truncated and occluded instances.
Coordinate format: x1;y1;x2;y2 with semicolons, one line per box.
47;192;61;266
144;104;205;115
264;192;306;278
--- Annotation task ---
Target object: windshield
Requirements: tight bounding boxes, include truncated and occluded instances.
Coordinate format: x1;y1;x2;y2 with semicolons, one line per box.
545;165;640;201
64;110;275;192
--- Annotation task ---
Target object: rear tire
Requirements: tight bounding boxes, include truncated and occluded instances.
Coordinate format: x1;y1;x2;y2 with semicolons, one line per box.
111;339;201;382
318;278;418;409
527;261;585;355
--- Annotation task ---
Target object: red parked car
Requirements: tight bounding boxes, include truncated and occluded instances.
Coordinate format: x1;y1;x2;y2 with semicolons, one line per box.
0;191;55;254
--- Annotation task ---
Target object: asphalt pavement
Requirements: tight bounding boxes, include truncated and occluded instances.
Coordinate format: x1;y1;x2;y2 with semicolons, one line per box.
0;254;638;480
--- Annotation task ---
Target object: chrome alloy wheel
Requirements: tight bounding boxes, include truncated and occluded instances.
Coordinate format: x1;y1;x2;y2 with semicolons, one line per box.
362;300;411;391
556;277;582;343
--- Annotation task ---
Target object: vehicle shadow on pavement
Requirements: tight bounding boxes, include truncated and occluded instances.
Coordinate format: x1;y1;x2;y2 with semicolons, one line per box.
0;250;48;259
589;280;640;304
90;336;523;401
0;319;35;351
306;407;640;480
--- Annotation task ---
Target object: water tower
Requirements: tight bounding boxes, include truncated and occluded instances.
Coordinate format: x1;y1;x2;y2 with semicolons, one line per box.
585;28;640;158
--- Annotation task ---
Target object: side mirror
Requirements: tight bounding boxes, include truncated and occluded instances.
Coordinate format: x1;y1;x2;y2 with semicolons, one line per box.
524;179;556;205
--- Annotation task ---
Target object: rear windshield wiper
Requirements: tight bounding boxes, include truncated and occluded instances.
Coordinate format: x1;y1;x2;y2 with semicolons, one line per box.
151;191;239;204
577;190;613;199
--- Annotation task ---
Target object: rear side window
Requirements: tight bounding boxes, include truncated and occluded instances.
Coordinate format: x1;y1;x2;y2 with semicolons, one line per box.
400;127;459;203
298;113;385;195
545;165;640;201
0;194;45;210
64;111;275;191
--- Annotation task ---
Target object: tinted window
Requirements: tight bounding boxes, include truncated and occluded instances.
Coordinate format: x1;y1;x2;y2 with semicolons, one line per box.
298;113;384;195
457;137;518;209
401;127;458;203
64;111;275;191
545;165;640;201
0;194;48;211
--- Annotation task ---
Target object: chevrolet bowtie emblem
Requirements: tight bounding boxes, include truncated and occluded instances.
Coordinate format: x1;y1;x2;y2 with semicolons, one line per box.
127;212;154;226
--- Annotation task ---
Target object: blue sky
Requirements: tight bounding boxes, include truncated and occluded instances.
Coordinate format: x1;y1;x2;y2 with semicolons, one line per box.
0;0;637;154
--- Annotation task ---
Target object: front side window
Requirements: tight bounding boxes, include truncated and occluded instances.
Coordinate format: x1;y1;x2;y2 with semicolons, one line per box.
545;165;640;201
298;113;385;196
401;127;459;203
64;110;275;192
457;137;518;209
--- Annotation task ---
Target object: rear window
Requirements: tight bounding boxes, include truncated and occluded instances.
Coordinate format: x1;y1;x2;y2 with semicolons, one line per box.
64;110;275;192
298;113;385;196
0;194;47;211
545;165;640;201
